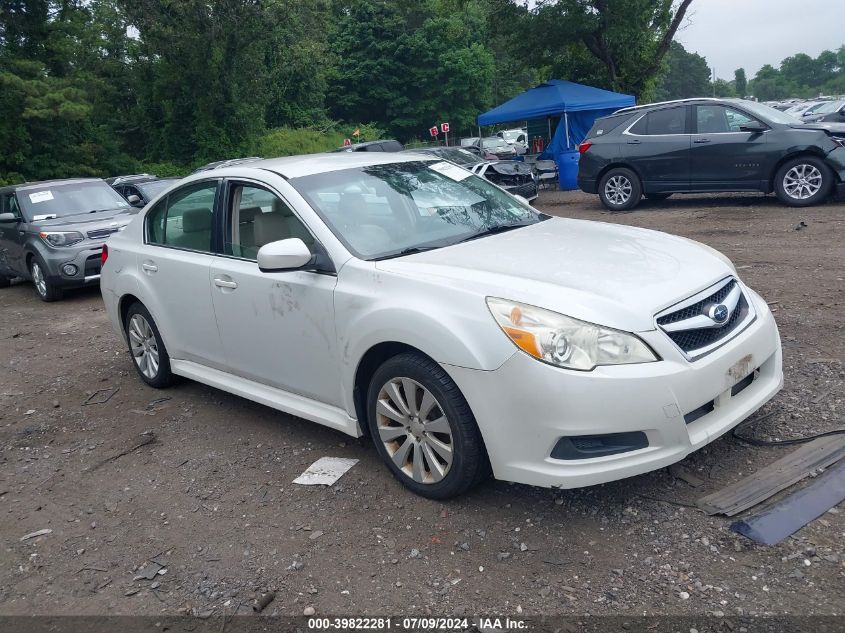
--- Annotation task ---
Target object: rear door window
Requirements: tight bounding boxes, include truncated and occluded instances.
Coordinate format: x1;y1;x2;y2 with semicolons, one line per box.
146;181;218;252
630;107;687;135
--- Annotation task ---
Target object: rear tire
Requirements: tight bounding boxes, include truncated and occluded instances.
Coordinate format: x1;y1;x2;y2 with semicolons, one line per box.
366;353;489;499
598;167;642;211
124;302;176;388
30;257;63;302
774;156;832;207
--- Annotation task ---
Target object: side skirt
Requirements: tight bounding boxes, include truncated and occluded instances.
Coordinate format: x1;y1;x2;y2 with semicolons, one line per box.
170;359;361;437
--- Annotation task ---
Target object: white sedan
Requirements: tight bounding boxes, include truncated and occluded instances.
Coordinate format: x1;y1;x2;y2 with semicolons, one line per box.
100;152;783;498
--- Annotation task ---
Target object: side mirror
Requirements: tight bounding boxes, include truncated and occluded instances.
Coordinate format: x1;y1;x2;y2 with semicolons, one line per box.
0;212;20;222
739;121;767;133
126;194;142;205
257;238;313;272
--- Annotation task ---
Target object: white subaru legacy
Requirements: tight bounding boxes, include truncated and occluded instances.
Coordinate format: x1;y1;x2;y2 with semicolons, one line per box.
100;153;782;498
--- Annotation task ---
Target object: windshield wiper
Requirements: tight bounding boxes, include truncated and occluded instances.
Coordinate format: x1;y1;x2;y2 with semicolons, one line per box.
373;246;441;261
457;222;530;244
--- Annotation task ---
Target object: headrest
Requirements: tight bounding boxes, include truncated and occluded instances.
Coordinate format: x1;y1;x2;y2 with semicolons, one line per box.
338;192;367;220
253;212;287;247
239;206;261;223
182;207;212;233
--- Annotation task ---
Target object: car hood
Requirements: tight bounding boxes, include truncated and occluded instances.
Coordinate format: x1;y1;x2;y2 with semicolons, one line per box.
31;206;138;230
375;218;734;332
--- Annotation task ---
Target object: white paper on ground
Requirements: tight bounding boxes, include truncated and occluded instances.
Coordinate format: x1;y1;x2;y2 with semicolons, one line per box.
293;456;359;486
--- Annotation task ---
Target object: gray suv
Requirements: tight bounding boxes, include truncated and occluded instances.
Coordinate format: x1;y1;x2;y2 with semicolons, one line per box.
0;178;139;301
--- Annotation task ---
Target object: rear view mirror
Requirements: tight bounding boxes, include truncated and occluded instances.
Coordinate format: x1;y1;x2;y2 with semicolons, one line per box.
0;212;19;222
126;194;142;205
257;238;313;272
739;121;767;133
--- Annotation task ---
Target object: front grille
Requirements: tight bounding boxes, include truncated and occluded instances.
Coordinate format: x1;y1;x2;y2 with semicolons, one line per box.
508;181;538;198
657;280;737;326
84;254;101;276
664;294;748;352
656;278;754;359
87;227;119;239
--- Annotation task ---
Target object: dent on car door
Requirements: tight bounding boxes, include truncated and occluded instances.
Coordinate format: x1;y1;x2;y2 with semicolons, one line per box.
689;104;768;188
141;179;226;367
209;180;341;405
623;106;691;192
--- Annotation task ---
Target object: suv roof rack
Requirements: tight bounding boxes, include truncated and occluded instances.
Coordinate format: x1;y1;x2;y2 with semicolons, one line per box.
110;173;157;186
614;97;724;115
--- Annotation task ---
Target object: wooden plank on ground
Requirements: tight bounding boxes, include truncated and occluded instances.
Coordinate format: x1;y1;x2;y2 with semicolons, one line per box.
697;434;845;516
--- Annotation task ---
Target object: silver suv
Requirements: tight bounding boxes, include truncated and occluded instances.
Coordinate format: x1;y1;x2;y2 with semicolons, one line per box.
0;178;139;301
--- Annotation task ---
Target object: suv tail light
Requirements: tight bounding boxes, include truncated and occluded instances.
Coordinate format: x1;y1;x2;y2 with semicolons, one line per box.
101;243;108;265
578;141;593;154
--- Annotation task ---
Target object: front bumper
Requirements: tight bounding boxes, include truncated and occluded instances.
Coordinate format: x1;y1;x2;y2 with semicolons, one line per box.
38;242;105;288
444;291;782;489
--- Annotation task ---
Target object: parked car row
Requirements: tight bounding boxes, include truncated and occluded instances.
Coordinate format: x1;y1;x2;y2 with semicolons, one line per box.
578;97;845;211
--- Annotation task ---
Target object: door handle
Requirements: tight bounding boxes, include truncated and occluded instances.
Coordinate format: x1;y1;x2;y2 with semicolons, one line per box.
693;138;711;144
214;277;238;289
627;139;641;144
141;262;158;273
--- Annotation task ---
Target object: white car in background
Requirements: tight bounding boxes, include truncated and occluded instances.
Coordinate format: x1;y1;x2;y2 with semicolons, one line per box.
100;153;783;498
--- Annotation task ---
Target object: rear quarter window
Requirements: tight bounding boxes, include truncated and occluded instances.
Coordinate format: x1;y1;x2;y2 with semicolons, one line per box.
585;115;630;139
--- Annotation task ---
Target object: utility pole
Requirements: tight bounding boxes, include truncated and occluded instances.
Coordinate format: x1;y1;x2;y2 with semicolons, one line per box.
712;67;716;97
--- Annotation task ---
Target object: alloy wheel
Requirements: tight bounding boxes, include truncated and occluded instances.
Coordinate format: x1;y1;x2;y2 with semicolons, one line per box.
783;164;822;200
604;175;632;205
31;262;47;297
375;377;454;484
128;314;160;380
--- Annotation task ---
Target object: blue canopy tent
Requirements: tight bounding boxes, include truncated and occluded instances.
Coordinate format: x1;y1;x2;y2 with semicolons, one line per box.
477;80;635;189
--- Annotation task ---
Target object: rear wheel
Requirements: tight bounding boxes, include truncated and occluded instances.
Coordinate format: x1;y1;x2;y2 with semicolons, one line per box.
124;302;175;388
774;156;832;207
598;168;642;211
30;257;63;302
366;353;489;499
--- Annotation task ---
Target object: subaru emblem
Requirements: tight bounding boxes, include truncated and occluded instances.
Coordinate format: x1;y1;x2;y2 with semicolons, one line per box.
709;303;729;324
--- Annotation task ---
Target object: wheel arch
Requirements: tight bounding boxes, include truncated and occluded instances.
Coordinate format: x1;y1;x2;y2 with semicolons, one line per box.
768;149;831;193
352;341;439;437
596;162;644;189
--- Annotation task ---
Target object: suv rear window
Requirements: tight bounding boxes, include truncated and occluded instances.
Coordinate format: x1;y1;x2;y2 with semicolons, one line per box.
629;107;687;135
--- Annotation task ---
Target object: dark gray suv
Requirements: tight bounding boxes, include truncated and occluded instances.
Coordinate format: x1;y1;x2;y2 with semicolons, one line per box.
0;178;138;301
577;98;845;211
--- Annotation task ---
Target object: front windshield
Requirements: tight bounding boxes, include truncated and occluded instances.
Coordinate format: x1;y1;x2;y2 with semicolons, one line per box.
736;100;804;125
290;160;541;259
482;137;507;149
500;130;523;142
430;149;479;167
814;100;844;114
18;181;129;219
137;180;177;198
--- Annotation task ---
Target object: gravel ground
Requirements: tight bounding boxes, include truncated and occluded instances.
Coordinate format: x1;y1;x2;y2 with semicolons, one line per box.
0;190;843;618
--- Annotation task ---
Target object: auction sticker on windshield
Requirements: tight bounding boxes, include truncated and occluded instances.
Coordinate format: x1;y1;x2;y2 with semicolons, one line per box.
429;161;471;182
29;191;54;204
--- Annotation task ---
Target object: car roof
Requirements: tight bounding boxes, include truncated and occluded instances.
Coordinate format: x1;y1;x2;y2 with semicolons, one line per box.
0;178;103;194
207;151;436;180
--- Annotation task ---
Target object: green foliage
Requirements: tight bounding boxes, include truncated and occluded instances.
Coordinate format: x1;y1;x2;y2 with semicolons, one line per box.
653;41;710;100
749;47;845;100
734;69;748;98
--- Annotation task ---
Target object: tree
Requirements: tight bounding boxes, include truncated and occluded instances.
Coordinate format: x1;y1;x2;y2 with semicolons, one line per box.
653;41;710;100
529;0;694;99
734;68;747;97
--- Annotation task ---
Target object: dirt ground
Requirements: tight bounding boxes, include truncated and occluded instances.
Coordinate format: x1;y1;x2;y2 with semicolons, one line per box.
1;190;843;619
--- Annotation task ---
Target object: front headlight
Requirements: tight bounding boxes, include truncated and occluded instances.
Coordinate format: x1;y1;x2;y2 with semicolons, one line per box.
39;231;84;247
486;298;658;371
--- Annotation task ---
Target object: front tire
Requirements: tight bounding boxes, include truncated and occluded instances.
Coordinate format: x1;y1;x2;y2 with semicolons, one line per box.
774;156;832;207
124;302;175;388
598;167;642;211
30;257;63;302
366;353;489;499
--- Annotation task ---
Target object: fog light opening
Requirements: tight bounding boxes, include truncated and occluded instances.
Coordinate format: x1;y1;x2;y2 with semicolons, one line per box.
61;263;78;277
